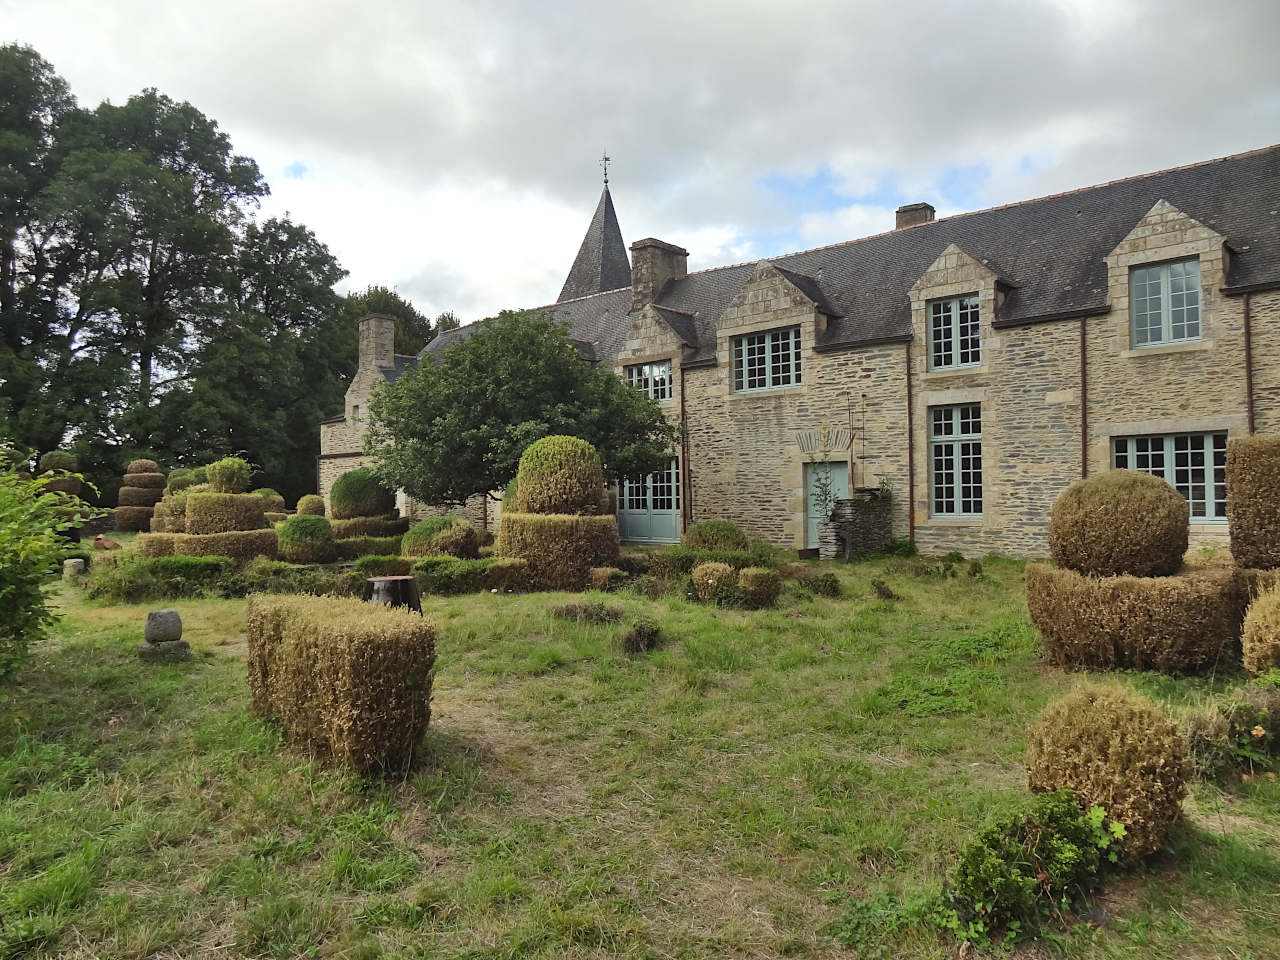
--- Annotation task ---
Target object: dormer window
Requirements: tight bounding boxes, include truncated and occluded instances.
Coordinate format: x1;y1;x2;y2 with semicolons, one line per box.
625;360;673;401
928;294;980;370
1131;258;1201;347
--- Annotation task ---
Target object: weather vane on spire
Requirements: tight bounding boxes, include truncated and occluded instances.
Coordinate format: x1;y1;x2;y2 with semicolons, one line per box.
600;149;611;186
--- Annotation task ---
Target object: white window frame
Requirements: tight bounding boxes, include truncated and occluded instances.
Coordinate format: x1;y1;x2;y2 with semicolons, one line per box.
1111;431;1227;522
1130;258;1202;348
930;403;983;518
732;325;802;392
624;359;673;401
928;294;981;370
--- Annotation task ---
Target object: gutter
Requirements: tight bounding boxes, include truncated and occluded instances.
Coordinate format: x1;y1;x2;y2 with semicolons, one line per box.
680;365;692;530
1080;317;1089;478
992;305;1111;331
1244;292;1256;433
905;344;915;540
1222;279;1280;296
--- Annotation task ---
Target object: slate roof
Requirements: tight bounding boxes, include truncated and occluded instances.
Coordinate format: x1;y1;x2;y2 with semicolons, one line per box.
381;355;419;381
421;144;1280;371
557;185;632;302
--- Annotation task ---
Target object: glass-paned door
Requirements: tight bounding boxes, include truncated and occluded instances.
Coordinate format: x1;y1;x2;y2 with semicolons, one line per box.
804;461;850;549
618;458;681;543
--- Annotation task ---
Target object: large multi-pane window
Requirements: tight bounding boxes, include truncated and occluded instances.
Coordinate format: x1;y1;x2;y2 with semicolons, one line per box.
930;404;983;517
625;359;672;401
1112;432;1226;521
732;326;802;392
929;294;981;370
1131;258;1201;347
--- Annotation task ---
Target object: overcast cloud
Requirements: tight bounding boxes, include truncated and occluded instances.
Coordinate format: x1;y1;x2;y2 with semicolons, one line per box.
5;0;1279;320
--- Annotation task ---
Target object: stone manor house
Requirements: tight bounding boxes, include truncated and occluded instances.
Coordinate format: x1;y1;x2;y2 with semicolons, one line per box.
320;144;1280;557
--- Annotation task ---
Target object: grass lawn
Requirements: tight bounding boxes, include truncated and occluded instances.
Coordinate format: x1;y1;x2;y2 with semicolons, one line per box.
2;555;1279;959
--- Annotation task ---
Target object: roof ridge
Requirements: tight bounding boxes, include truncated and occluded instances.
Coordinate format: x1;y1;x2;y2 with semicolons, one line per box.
676;141;1280;280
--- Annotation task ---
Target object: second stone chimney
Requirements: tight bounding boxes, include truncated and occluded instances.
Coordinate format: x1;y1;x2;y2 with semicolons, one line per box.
630;238;689;312
358;313;396;370
895;202;936;229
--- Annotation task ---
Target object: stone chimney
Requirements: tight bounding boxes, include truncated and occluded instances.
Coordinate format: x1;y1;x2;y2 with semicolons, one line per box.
358;313;395;370
895;202;936;229
630;238;689;312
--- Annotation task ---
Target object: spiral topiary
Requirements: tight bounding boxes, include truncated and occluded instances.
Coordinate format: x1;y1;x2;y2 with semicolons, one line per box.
296;494;325;516
329;467;395;520
512;436;607;515
1048;470;1188;577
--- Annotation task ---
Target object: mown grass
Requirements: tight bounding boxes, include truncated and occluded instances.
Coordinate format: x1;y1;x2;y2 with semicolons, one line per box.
1;555;1278;958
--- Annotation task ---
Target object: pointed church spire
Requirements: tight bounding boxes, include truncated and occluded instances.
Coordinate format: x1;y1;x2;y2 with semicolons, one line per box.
557;181;631;302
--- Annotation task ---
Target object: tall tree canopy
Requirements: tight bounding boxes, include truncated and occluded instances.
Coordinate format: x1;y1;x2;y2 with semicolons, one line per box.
367;310;677;505
344;284;460;355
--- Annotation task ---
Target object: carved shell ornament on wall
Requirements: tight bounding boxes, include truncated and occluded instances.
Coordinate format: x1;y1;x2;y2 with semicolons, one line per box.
795;427;853;455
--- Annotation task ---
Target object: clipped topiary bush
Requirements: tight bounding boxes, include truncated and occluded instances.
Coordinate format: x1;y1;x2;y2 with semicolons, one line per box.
1048;470;1188;577
118;485;163;507
683;519;749;552
485;557;532;593
277;514;337;564
412;555;493;595
430;521;480;559
165;467;195;494
1228;434;1280;569
296;494;325;516
511;435;606;515
112;506;155;532
127;472;166;490
737;566;782;608
265;511;289;524
1025;683;1192;859
691;561;734;603
185;492;268;535
246;594;436;773
330;514;410;538
39;450;78;473
1025;562;1241;673
1243;586;1280;677
330;467;395;520
252;487;286;511
135;533;179;557
497;513;620;589
402;516;461;557
588;566;626;591
206;457;251;494
126;459;159;475
86;555;236;603
172;529;278;562
649;547;760;579
353;555;414;577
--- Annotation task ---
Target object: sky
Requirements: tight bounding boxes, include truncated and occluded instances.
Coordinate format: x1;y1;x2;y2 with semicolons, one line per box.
5;0;1280;322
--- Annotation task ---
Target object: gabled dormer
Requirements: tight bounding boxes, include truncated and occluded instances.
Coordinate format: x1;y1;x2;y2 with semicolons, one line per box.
909;244;1006;375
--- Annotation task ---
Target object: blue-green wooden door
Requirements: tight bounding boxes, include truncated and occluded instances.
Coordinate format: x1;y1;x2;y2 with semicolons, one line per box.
804;461;850;549
618;458;681;543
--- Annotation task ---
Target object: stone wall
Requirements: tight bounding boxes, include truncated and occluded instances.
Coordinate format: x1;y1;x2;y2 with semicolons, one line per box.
818;490;894;560
1250;289;1280;433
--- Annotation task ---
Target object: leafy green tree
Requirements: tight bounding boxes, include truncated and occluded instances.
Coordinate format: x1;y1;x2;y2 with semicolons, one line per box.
367;310;677;505
343;284;459;355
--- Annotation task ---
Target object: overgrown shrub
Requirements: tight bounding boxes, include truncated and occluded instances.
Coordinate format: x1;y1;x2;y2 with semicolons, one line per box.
798;571;841;598
649;547;759;579
252;487;286;511
948;790;1122;938
172;529;278;562
330;514;410;538
498;512;620;589
1186;675;1280;780
1227;434;1280;569
691;561;734;603
588;566;626;591
412;555;493;595
1048;470;1188;577
552;601;623;624
296;494;325;516
85;554;235;603
682;519;749;552
429;521;480;558
333;535;404;559
617;551;652;575
1025;684;1192;859
353;555;413;577
126;458;159;474
220;558;338;598
1025;563;1241;673
185;492;268;535
737;567;782;608
329;467;395;520
206;457;251;494
246;594;436;774
511;435;607;514
1243;586;1280;677
277;515;337;564
165;467;197;494
619;617;662;654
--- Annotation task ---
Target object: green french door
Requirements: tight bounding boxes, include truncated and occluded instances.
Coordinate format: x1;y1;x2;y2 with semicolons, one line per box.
804;461;850;549
618;458;681;543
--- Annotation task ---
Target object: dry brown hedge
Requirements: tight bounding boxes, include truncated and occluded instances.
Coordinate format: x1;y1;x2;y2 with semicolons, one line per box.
512;436;608;515
330;514;410;538
113;506;155;531
126;459;159;474
1228;434;1280;569
1026;683;1192;859
136;533;179;557
40;474;83;495
117;485;164;507
1239;567;1280;603
172;529;278;561
150;495;187;533
246;594;436;774
738;566;782;608
1048;470;1188;577
185;492;268;535
692;561;734;602
1025;562;1242;673
430;522;480;559
1243;587;1280;676
588;566;626;591
127;472;166;490
497;512;620;589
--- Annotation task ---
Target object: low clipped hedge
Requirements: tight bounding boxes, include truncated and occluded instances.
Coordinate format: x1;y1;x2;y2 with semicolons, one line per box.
165;468;198;494
1243;587;1280;677
172;529;278;561
86;554;236;603
402;516;460;557
296;494;325;516
1026;684;1192;860
206;457;251;494
1228;434;1280;569
485;558;532;593
118;485;164;507
1025;562;1241;673
682;520;749;552
411;555;532;594
738;567;782;608
150;493;188;533
113;506;155;532
136;533;180;557
330;514;410;538
186;492;268;535
353;555;414;577
277;515;336;563
330;467;395;520
265;511;289;524
649;547;764;579
334;535;404;560
512;435;607;515
126;458;159;474
246;594;436;774
253;487;286;511
498;512;620;589
1048;471;1188;577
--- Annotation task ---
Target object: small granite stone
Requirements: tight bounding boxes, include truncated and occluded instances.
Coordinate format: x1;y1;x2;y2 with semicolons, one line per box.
144;609;183;644
137;640;190;663
62;558;86;580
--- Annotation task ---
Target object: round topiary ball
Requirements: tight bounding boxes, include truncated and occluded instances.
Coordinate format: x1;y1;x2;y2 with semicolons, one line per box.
431;521;480;559
127;458;160;475
39;450;78;473
691;561;735;603
1048;470;1188;577
276;514;337;564
296;494;325;516
206;457;251;494
329;467;395;520
1026;683;1192;859
513;436;606;515
252;487;286;511
683;520;749;552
